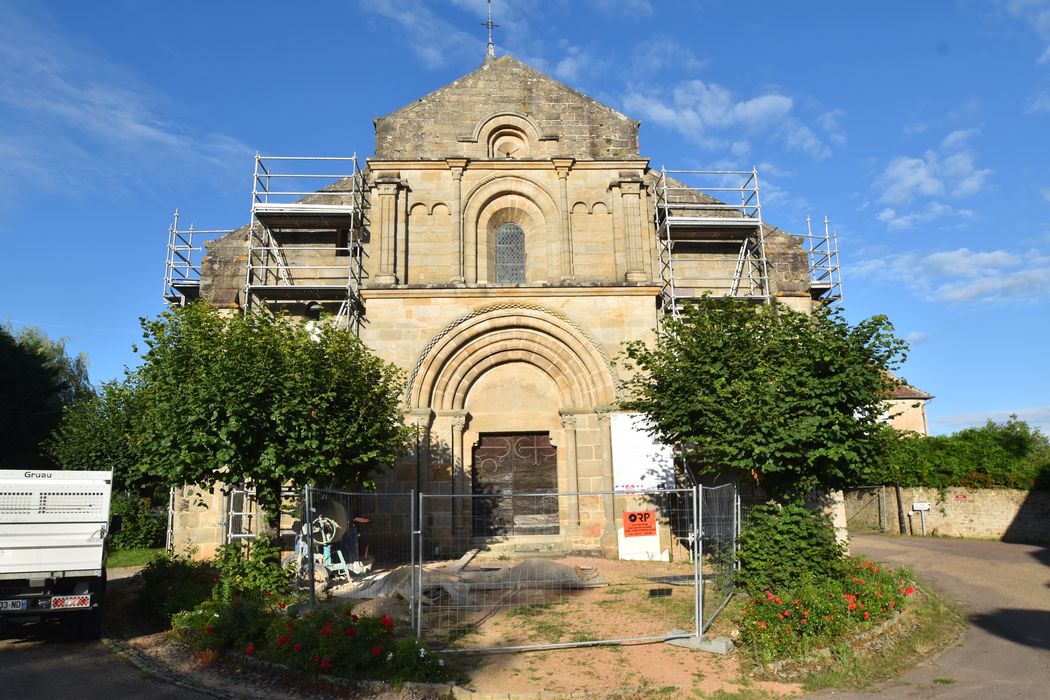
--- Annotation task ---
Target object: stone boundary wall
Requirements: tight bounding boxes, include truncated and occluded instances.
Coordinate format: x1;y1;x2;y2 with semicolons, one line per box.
845;486;1050;544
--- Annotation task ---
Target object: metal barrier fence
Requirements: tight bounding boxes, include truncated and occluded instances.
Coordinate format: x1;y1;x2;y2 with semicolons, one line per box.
294;484;737;653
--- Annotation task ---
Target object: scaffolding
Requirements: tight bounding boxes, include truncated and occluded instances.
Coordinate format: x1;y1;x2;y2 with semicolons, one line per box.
162;209;233;306
804;214;843;304
655;167;770;318
245;154;367;333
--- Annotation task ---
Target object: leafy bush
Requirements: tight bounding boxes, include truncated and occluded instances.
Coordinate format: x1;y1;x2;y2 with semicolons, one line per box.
109;492;165;550
738;558;916;662
175;601;460;684
140;552;216;622
868;417;1050;490
737;502;847;593
212;539;291;604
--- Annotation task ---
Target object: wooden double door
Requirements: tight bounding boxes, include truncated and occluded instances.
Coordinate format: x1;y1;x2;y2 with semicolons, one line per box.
471;432;559;537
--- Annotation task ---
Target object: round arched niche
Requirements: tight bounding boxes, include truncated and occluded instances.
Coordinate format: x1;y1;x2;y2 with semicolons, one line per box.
466;180;560;285
465;362;561;434
489;127;529;159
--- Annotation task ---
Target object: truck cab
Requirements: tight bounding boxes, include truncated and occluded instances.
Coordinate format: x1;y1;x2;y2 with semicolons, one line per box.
0;469;115;640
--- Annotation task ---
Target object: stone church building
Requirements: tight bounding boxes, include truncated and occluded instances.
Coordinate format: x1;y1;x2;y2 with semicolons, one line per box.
167;54;832;556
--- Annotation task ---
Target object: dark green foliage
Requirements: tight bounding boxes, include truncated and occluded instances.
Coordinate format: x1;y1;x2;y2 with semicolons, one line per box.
870;417;1050;490
212;539;291;604
0;323;92;467
139;552;216;623
108;492;165;550
46;380;146;489
621;300;906;502
737;503;848;594
131;304;410;527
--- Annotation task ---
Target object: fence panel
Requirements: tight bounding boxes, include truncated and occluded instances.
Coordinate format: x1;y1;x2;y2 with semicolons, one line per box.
699;483;737;631
416;488;702;652
297;488;416;619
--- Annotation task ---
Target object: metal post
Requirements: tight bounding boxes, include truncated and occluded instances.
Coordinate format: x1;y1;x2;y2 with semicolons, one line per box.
409;489;416;632
733;490;741;571
165;486;176;551
415;491;425;637
693;484;703;639
305;485;316;605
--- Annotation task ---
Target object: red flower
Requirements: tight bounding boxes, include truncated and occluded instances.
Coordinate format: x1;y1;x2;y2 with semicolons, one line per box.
777;613;784;620
345;626;356;637
294;643;302;653
321;657;332;671
801;618;807;625
890;601;896;608
381;614;393;627
766;593;774;601
245;643;255;655
774;597;782;604
802;610;809;617
205;624;215;634
286;621;295;630
904;585;915;596
848;603;857;611
278;635;288;646
864;611;870;620
372;646;383;656
278;602;286;610
757;621;767;629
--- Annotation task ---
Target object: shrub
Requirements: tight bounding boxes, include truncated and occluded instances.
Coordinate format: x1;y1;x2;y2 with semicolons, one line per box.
738;558;916;662
109;492;165;550
175;600;459;684
737;502;847;594
212;539;291;604
140;551;216;622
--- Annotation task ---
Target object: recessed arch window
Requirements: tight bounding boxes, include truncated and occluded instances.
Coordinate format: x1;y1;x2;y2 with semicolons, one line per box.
494;222;526;285
489;127;528;159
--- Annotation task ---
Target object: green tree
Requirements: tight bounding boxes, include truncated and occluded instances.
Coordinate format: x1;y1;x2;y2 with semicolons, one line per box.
130;303;409;527
871;417;1050;490
0;323;92;467
46;379;144;487
621;300;907;502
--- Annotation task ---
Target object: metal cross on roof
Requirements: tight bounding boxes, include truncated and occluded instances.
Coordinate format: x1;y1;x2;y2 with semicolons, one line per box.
483;0;498;59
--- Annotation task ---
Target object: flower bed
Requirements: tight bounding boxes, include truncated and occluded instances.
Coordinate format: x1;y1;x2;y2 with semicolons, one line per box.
738;558;916;663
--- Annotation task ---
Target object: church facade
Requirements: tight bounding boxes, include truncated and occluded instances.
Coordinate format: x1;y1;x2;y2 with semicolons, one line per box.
172;56;822;556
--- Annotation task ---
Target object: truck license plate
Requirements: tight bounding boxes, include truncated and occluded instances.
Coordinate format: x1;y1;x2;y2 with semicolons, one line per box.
0;599;28;611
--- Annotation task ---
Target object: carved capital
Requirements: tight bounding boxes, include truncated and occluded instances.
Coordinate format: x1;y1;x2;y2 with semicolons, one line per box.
559;412;578;430
446;158;469;179
552;157;575;179
408;408;434;432
447;410;469;432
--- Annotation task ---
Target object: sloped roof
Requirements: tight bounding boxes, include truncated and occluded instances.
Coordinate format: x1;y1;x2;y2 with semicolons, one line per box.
886;371;933;400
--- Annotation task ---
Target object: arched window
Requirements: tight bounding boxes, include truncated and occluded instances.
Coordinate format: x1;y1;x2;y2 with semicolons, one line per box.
494;222;526;285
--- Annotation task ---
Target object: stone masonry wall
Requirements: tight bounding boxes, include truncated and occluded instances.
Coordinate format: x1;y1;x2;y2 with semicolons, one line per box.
375;57;639;161
845;486;1050;544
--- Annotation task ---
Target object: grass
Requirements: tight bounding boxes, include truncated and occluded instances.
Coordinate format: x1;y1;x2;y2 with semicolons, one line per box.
106;547;164;568
800;584;966;691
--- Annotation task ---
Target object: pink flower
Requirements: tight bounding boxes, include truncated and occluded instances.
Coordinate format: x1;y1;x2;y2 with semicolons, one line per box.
245;643;255;655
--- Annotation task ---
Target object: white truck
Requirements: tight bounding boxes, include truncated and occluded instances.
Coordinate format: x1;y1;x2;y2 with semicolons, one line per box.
0;469;116;639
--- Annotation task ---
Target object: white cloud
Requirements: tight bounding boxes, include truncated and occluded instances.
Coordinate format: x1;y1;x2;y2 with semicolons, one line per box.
941;127;980;149
359;0;481;69
589;0;654;16
1042;187;1050;201
1027;91;1050;113
0;3;250;209
873;131;991;221
631;41;708;75
852;246;1050;304
905;331;931;345
623;79;837;160
817;109;847;147
996;0;1050;64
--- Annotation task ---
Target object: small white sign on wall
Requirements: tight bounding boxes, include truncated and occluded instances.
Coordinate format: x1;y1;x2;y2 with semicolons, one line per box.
610;413;676;492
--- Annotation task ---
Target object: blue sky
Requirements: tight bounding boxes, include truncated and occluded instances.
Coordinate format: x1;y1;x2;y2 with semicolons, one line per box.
1;0;1048;435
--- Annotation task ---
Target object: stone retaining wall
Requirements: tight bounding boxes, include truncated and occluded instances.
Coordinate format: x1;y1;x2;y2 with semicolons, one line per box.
845;486;1050;544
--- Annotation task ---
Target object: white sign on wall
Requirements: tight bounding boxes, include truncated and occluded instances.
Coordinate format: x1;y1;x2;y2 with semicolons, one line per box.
610;413;676;492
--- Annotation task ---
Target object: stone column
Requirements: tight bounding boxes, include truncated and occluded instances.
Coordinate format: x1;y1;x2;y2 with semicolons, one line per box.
398;183;410;284
409;408;434;495
553;158;575;282
618;174;647;283
447;159;468;284
597;409;619;556
560;411;580;529
373;173;401;285
449;411;469;537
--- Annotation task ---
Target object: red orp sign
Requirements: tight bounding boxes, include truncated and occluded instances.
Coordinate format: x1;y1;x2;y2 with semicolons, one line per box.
622;510;657;537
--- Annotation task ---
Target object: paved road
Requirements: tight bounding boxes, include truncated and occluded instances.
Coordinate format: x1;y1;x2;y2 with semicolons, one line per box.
816;533;1050;699
0;567;210;699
